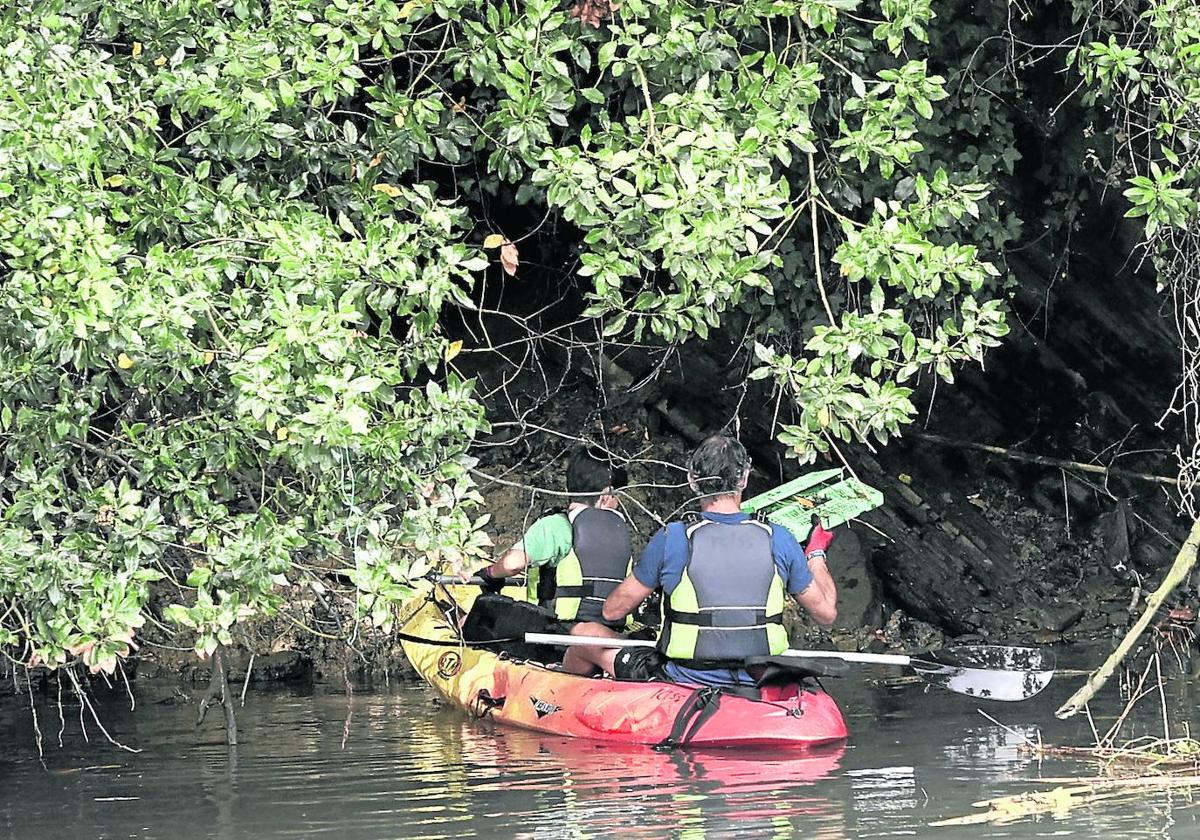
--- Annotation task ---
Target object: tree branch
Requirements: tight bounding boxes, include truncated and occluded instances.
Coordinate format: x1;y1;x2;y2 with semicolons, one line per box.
1056;518;1200;718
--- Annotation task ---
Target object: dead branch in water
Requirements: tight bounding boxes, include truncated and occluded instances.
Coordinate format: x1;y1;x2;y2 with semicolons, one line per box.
1023;739;1200;772
196;646;237;747
1056;518;1200;718
931;777;1200;827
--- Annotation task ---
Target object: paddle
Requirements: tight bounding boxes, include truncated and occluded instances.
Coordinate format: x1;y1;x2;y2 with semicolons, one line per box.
525;633;1056;701
432;575;527;586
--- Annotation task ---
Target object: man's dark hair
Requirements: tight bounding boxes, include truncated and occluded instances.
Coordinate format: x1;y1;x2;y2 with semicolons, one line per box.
688;435;751;497
566;447;628;504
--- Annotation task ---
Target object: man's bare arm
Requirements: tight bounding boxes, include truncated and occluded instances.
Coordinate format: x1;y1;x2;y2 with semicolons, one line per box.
793;557;837;625
601;575;655;623
483;547;530;578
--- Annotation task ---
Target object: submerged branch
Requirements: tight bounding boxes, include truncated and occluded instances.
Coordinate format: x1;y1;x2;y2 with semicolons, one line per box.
1056;518;1200;718
196;646;238;746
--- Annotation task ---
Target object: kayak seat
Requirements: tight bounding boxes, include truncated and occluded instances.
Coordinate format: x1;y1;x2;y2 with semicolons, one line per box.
744;655;847;694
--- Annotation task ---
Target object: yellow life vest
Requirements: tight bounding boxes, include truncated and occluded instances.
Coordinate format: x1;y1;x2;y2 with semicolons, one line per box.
659;517;788;666
526;506;633;626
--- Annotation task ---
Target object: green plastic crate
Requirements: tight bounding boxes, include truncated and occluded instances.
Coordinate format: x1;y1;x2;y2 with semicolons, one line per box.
741;469;883;541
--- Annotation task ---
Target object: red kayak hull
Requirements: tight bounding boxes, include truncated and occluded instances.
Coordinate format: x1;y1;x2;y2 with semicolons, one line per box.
400;589;849;750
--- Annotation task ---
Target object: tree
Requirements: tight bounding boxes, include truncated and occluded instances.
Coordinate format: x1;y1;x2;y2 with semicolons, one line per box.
0;1;493;675
0;0;1029;684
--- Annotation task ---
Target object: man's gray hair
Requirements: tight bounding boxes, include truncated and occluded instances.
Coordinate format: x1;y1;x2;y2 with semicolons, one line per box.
688;435;751;496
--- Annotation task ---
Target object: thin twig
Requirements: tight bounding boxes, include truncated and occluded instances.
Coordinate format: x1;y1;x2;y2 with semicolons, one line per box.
67;669;141;753
807;166;835;324
240;653;254;707
914;432;1190;487
26;669;44;766
977;708;1038;747
634;63;657;148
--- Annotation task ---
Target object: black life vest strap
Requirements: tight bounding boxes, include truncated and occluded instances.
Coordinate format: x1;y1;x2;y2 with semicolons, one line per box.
653;686;723;751
552;584;594;598
555;579;624;600
664;606;783;628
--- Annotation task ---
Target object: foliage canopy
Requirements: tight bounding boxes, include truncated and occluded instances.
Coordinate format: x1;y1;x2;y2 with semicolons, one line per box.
5;0;1187;678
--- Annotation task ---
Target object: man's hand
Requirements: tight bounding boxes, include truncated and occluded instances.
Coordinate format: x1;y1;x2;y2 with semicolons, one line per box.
570;0;617;28
805;523;835;557
473;566;505;594
601;574;654;624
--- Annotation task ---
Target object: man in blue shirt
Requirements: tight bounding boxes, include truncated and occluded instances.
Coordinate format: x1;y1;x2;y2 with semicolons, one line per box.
562;435;838;685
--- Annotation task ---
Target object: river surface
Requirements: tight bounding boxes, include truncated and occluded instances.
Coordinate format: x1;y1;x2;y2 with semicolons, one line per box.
1;669;1198;839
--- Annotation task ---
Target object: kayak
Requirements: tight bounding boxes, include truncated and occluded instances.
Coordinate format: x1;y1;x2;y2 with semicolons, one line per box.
399;585;849;750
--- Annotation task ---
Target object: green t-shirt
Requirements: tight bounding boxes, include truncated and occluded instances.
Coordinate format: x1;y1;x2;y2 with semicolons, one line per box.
514;512;573;567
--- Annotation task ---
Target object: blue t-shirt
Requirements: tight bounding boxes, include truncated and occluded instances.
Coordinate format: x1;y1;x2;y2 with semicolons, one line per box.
633;511;814;686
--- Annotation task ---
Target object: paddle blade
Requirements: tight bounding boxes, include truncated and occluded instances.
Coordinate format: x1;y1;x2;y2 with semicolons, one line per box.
927;645;1056;672
911;646;1056;702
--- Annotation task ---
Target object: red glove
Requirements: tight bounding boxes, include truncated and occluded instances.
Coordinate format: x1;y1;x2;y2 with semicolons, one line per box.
805;523;835;556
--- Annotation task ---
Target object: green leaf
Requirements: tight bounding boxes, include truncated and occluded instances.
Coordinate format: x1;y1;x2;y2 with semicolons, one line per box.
612;177;637;197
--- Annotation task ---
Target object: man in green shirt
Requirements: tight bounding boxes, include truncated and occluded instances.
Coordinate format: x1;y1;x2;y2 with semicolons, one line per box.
474;448;634;648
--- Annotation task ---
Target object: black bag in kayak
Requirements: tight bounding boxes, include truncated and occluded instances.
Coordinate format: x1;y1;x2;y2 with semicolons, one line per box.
461;594;571;664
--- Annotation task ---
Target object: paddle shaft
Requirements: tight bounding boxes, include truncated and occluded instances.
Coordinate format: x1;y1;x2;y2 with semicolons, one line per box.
523;633;1054;701
524;633;914;666
435;575;527;586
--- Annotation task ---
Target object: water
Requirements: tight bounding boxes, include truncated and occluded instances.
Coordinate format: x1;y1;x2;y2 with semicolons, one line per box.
1;673;1198;839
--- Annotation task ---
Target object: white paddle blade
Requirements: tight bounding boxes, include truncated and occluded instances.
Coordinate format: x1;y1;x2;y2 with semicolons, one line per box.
910;661;1055;701
910;646;1056;701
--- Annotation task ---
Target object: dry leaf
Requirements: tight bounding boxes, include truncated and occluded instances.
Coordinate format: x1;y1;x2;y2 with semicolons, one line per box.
117;353;135;370
898;473;912;485
154;55;166;66
104;174;125;188
570;0;619;28
132;41;143;57
816;405;830;427
444;340;463;363
202;351;215;365
276;426;290;441
397;0;422;18
394;112;406;128
372;183;402;198
368;151;385;168
451;96;466;113
500;241;519;276
482;233;506;249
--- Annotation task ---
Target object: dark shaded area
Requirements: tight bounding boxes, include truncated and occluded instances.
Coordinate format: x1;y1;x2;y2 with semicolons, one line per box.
460;161;1188;652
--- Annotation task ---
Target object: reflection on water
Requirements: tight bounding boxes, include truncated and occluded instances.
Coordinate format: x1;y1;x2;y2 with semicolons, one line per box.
1;676;1199;839
454;732;849;839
